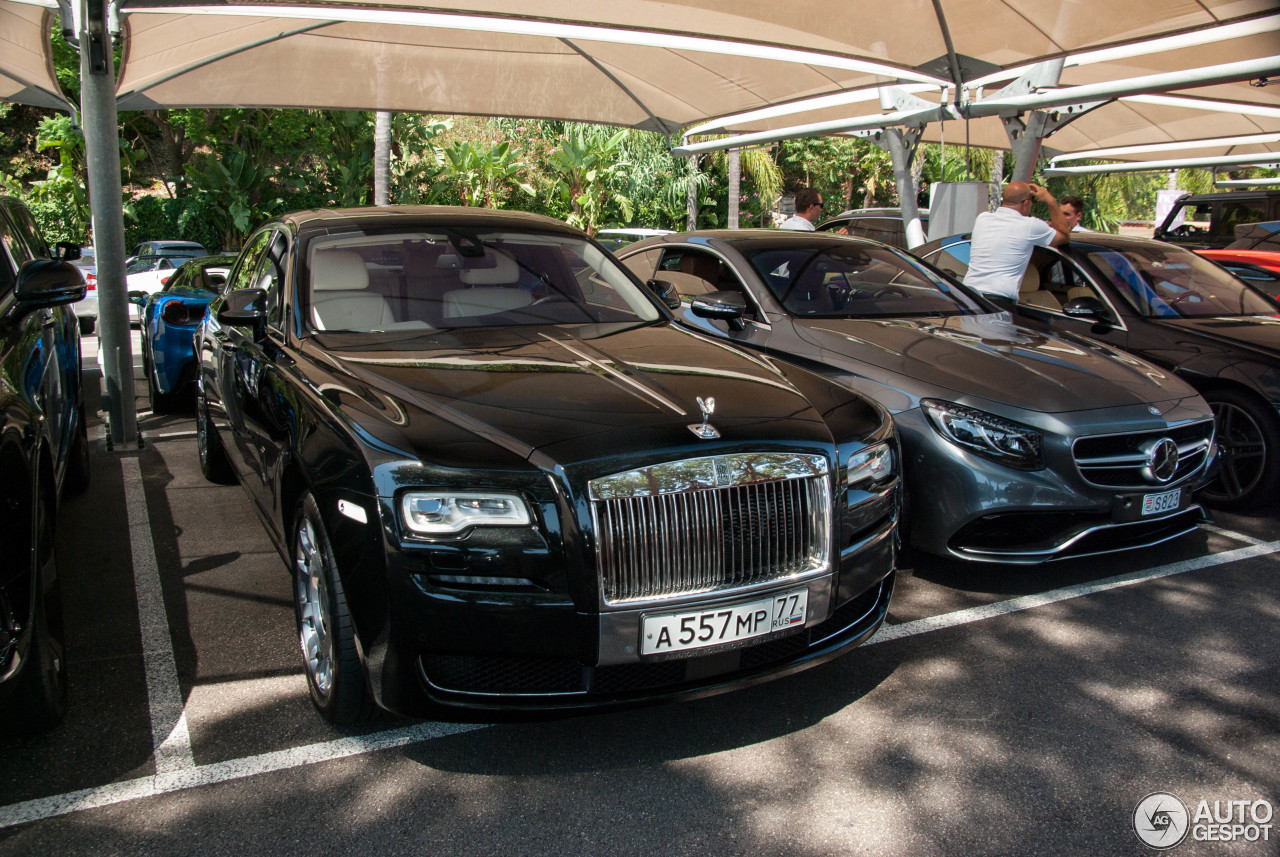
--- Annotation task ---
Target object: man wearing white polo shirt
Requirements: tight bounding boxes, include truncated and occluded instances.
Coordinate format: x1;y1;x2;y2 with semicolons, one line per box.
963;181;1071;308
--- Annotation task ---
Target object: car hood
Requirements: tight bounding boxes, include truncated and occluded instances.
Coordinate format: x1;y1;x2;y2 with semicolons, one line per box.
303;322;864;471
1146;316;1280;358
791;313;1191;413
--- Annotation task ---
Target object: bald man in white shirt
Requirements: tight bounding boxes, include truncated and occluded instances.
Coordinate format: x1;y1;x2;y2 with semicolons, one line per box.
963;182;1071;307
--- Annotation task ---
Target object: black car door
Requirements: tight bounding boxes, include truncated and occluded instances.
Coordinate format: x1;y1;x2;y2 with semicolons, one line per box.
1041;246;1242;374
0;208;70;465
1009;247;1135;351
926;240;1145;358
230;229;292;520
208;229;273;482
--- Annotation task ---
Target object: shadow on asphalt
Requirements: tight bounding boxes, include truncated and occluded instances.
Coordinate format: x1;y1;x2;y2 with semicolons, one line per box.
901;526;1213;596
2;341;1276;857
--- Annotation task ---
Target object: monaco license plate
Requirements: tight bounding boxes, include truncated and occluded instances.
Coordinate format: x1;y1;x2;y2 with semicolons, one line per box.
640;588;809;656
1141;487;1181;516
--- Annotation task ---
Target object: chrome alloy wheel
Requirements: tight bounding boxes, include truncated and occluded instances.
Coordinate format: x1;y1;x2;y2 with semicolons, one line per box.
1204;399;1266;504
294;516;334;699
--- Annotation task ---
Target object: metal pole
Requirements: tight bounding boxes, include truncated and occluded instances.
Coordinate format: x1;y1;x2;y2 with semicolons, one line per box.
80;0;136;446
881;129;926;249
1216;178;1280;188
675;56;1280;158
1007;120;1042;184
1045;153;1280;176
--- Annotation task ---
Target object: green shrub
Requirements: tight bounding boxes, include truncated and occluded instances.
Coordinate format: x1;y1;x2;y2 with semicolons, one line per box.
126;195;223;252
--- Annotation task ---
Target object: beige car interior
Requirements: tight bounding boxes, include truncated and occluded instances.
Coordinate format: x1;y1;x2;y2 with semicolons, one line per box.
310;250;398;331
1017;265;1063;311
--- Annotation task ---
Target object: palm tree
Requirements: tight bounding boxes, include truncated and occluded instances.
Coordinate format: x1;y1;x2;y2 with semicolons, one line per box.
697;140;783;227
374;111;391;205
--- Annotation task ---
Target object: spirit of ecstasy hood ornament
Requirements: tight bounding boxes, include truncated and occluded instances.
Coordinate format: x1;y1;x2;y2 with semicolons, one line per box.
688;396;720;440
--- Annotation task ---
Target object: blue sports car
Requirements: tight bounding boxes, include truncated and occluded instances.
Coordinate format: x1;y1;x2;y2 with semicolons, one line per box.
138;254;235;412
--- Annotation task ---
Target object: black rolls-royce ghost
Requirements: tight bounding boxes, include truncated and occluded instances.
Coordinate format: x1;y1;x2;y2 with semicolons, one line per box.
194;206;901;723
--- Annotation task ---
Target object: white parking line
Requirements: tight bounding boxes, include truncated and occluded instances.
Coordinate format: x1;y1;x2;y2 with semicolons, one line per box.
1200;523;1270;546
869;538;1280;646
122;456;195;775
1;512;1275;828
0;721;484;828
148;430;198;440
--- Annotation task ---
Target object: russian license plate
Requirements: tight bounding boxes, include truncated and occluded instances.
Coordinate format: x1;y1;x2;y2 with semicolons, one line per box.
1141;487;1181;516
640;588;809;656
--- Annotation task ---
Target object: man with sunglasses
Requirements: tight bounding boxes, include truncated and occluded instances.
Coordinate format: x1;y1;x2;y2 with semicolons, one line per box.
962;181;1070;307
779;187;824;231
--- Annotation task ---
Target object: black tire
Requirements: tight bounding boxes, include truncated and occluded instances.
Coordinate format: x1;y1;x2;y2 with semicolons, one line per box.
12;487;68;733
292;494;371;725
77;316;95;336
143;346;179;415
195;381;235;485
1200;388;1280;510
63;402;91;497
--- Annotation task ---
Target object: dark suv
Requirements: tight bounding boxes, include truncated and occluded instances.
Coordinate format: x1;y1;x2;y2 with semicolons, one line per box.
0;196;90;732
1154;190;1280;250
816;208;929;249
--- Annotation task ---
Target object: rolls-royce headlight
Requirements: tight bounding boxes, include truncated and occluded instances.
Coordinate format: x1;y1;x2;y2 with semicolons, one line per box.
847;442;895;490
401;491;532;535
922;399;1044;470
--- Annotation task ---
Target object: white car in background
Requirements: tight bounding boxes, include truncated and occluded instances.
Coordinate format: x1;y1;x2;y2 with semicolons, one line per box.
125;255;188;322
73;244;97;334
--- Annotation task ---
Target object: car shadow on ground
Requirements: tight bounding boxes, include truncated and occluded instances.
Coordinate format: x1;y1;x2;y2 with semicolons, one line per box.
900;526;1215;597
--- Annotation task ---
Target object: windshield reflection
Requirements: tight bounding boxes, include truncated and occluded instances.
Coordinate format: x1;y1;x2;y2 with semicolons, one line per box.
745;245;983;319
1084;244;1280;318
304;229;661;334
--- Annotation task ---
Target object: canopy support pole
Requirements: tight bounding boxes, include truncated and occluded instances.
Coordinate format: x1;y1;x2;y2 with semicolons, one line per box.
1002;102;1107;183
859;120;926;248
79;0;137;446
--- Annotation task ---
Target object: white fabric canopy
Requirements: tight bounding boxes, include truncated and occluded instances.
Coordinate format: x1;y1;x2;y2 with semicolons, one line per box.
0;0;69;110
2;0;1279;159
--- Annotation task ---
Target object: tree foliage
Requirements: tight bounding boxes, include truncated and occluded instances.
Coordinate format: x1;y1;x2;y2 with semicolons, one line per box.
441;139;535;208
180;150;280;250
544;126;632;234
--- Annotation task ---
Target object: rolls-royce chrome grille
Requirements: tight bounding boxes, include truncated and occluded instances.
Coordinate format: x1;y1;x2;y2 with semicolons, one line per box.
1073;420;1215;488
589;453;831;606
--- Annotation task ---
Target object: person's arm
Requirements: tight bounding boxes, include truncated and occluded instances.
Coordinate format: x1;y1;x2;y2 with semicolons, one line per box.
1030;184;1071;246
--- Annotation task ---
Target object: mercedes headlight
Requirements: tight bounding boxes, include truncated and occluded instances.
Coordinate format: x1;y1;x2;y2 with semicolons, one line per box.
922;399;1044;470
847;442;895;490
401;491;532;535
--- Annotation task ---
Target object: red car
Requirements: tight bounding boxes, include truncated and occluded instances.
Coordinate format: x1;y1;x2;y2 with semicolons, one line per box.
1196;221;1280;299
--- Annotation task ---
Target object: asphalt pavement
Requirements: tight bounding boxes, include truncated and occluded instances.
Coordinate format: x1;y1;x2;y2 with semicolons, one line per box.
0;333;1276;857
